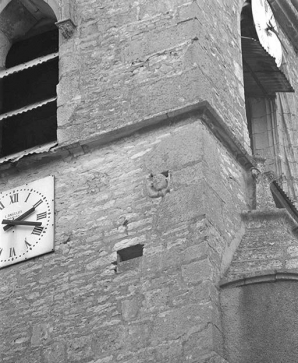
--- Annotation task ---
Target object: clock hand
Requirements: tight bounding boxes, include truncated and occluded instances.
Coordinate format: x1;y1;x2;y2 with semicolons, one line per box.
2;220;42;227
3;206;35;231
266;20;288;54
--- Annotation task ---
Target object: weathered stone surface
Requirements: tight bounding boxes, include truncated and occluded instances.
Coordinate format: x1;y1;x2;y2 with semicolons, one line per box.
182;259;213;284
7;0;298;362
0;112;248;363
31;323;52;347
183;325;213;362
44;342;66;363
67;335;93;361
54;0;250;152
121;297;140;321
223;210;298;282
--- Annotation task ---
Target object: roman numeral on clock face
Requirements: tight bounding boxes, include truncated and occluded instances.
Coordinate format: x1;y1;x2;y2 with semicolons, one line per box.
36;212;47;220
32;226;44;236
10;248;16;258
10;193;18;204
25;193;31;203
0;201;4;210
25;239;31;248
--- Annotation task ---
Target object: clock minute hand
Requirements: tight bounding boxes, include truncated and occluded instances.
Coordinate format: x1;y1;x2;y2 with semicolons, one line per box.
3;206;36;231
2;220;42;227
266;21;288;54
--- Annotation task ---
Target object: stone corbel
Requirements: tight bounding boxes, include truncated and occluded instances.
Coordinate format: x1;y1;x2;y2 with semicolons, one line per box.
251;158;278;209
55;18;76;39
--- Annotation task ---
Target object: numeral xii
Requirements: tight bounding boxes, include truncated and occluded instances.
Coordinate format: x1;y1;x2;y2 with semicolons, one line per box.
10;193;18;204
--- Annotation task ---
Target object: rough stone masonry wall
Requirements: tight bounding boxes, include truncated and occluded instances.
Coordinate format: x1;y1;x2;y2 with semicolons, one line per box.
0;116;248;363
0;0;254;361
57;0;250;152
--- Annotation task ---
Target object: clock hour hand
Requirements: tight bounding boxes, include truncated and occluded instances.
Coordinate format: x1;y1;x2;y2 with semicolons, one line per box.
3;206;36;231
2;220;42;227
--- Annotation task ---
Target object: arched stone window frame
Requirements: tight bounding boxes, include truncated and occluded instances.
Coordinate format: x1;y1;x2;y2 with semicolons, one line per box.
0;0;76;162
0;0;61;68
0;0;59;19
240;0;297;199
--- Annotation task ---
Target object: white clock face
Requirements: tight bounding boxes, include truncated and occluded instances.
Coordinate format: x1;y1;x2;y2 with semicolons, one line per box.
252;0;283;67
0;176;54;268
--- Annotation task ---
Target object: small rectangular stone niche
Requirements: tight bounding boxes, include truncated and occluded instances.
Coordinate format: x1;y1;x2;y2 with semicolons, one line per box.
117;244;144;262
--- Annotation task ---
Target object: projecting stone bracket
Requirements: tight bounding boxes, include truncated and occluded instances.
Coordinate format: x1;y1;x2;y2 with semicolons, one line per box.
250;157;298;223
56;18;76;39
250;165;278;209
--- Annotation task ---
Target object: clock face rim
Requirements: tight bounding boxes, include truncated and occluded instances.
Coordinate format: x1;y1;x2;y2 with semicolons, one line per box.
252;0;283;67
0;176;54;269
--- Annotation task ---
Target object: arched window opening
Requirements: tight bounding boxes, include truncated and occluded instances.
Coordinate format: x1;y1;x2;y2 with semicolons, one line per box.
241;0;293;160
0;0;58;159
241;0;298;200
241;0;258;39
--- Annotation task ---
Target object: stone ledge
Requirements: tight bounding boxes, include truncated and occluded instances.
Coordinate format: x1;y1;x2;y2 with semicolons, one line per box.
73;100;255;170
0;100;255;173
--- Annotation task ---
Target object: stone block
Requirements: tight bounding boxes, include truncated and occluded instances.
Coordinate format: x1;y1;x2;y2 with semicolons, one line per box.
182;325;213;362
141;253;163;276
17;349;41;363
144;122;204;173
137;0;182;19
162;246;184;270
285;258;298;269
176;2;201;23
172;162;205;188
67;335;93;362
94;356;114;363
44;342;66;363
142;287;170;313
31;323;52;347
123;321;152;351
92;326;126;356
121;297;140;321
154;340;183;363
122;18;200;63
191;281;217;304
182;259;213;284
151;303;211;345
156;184;205;232
287;245;298;257
117;256;142;274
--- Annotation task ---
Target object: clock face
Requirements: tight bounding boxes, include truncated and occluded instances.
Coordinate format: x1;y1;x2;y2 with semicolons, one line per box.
252;0;283;67
0;176;54;268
